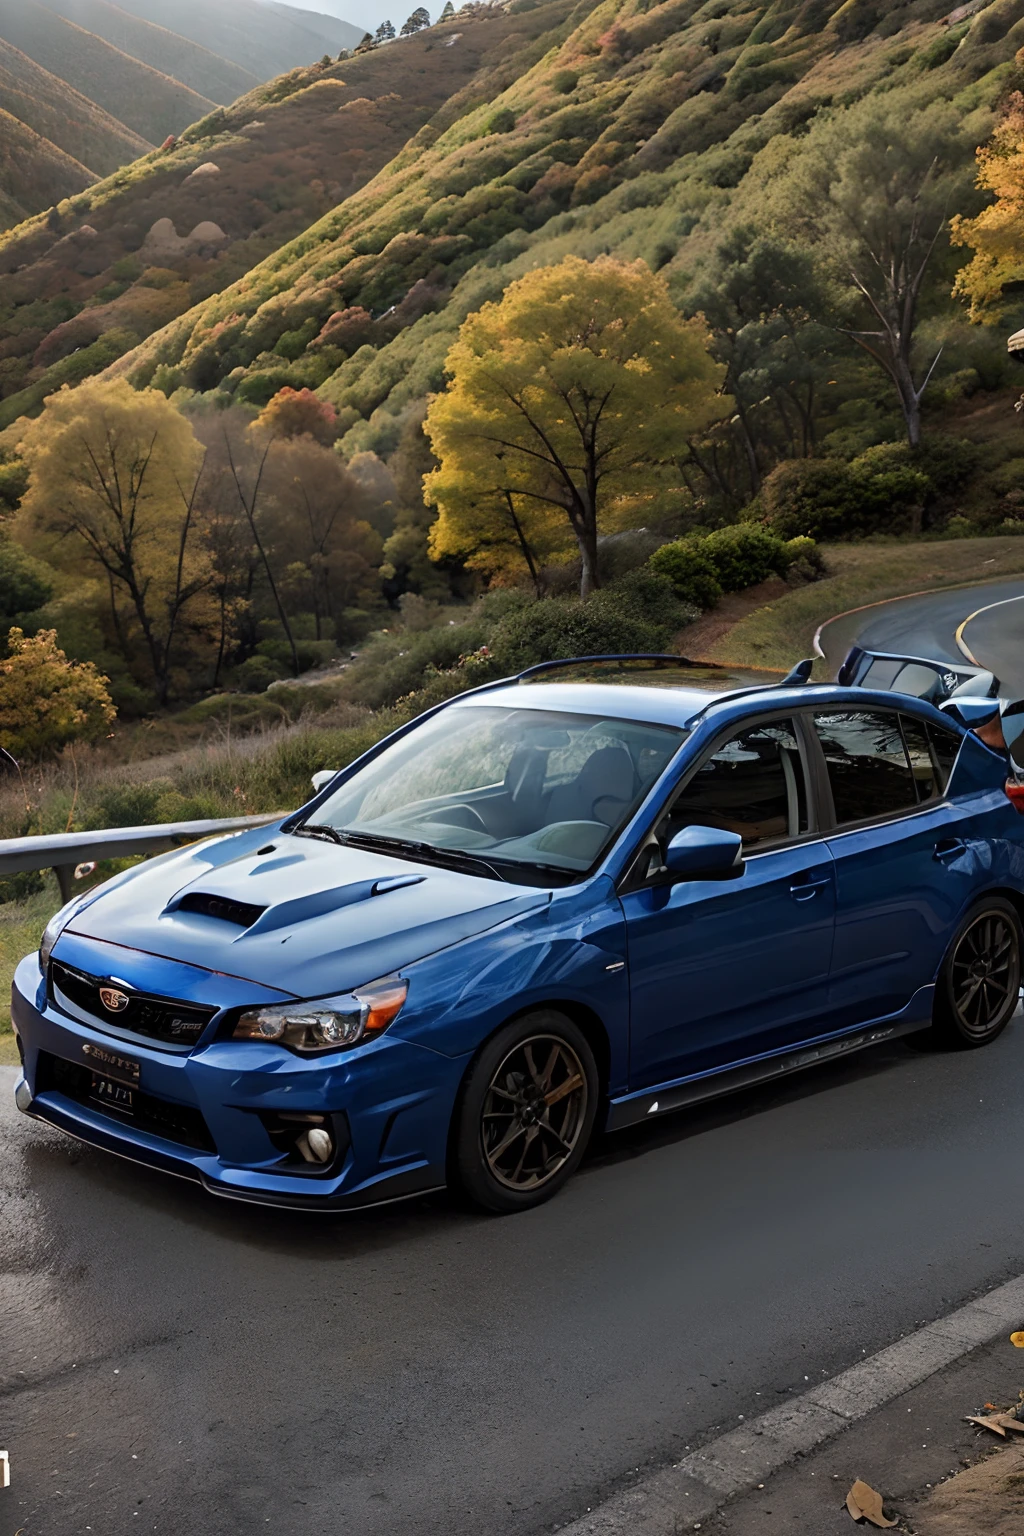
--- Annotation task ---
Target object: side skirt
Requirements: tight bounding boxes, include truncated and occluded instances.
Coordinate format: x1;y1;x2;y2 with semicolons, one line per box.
605;994;933;1134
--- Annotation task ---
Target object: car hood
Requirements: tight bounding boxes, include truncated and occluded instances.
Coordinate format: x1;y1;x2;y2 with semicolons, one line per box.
64;824;551;997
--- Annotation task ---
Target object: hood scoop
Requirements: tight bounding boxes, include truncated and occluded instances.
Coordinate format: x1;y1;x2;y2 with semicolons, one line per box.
164;872;427;940
175;892;267;928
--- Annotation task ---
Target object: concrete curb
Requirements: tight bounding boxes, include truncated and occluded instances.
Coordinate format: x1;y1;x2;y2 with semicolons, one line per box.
556;1274;1024;1534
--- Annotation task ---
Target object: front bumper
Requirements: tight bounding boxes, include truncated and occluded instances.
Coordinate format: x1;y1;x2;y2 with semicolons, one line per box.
11;954;460;1210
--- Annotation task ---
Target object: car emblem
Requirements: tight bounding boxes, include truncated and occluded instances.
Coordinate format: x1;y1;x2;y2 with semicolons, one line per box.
98;986;130;1013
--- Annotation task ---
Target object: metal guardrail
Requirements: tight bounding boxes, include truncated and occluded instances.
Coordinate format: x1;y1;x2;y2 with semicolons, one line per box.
0;814;280;902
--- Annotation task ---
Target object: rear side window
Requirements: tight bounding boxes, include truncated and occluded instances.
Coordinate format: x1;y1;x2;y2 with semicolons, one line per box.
666;719;809;848
926;720;962;790
898;714;938;801
813;711;918;825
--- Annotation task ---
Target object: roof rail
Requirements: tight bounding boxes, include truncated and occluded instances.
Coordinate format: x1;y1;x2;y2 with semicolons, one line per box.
515;653;709;682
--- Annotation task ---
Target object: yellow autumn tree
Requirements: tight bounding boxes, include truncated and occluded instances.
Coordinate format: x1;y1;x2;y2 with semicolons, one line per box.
0;628;115;758
16;379;215;707
952;93;1024;319
424;256;726;598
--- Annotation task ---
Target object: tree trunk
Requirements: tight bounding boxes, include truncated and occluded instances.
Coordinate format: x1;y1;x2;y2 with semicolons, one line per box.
577;524;599;600
503;491;543;597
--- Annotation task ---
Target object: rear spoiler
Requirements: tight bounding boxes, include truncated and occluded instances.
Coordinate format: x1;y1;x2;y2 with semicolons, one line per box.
940;687;1024;779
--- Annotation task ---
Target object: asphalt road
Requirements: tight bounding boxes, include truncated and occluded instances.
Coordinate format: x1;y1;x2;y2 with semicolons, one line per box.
5;1017;1024;1536
817;575;1024;693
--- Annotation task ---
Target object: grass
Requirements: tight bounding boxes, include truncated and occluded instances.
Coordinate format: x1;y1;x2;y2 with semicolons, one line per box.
0;879;57;1066
701;536;1024;674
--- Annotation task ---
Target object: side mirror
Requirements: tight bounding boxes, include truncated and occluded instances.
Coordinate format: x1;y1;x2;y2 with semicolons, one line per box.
664;825;745;881
310;769;339;793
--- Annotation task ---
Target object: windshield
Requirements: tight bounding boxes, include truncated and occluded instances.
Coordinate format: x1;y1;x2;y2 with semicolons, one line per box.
303;705;687;878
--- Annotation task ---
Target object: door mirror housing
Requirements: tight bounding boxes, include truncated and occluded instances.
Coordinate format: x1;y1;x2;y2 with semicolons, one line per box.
310;769;339;793
664;825;745;881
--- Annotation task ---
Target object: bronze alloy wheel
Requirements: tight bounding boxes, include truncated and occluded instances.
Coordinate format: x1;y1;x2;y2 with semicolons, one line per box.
481;1034;590;1192
948;908;1021;1039
451;1010;599;1212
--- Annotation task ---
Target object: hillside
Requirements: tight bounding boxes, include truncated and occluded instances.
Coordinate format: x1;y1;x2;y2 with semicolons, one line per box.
0;0;216;143
96;0;1024;460
0;107;96;227
112;0;363;76
0;8;575;428
0;38;151;180
37;0;260;103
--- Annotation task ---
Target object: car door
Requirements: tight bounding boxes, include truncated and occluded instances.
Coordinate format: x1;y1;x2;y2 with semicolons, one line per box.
811;707;981;1030
620;714;837;1091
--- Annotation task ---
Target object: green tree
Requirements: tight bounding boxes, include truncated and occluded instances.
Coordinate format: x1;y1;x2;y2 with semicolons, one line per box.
376;19;396;40
0;627;114;758
795;95;982;448
400;6;431;33
439;1;455;18
0;540;54;639
424;256;726;598
681;229;837;501
16;380;215;707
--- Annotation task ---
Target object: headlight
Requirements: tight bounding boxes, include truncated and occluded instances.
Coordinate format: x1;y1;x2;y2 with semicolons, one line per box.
39;896;88;972
232;975;408;1054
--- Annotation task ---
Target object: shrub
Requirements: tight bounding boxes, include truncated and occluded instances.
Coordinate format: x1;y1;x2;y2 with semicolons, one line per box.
698;525;789;592
489;571;692;670
486;108;518;134
0;629;115;760
648;540;724;609
757;459;863;541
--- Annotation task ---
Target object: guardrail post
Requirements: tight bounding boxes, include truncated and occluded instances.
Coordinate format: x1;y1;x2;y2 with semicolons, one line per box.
53;865;75;903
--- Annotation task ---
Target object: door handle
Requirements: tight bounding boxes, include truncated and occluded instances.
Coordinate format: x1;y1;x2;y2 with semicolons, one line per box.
933;839;967;864
789;874;831;901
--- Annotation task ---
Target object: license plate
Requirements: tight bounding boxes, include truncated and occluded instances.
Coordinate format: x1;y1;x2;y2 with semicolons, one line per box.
89;1075;135;1115
82;1041;140;1115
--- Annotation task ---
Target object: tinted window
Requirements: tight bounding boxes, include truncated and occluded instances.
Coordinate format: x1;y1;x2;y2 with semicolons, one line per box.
926;720;962;790
813;711;917;824
898;714;937;801
666;720;809;849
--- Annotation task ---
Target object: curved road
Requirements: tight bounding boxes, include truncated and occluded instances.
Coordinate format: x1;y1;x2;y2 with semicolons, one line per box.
818;576;1024;695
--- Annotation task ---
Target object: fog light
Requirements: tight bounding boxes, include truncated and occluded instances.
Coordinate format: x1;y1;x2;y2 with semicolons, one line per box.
305;1127;333;1163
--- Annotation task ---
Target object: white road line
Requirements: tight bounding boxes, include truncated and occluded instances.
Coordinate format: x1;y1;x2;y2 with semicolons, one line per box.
555;1273;1024;1534
955;592;1024;667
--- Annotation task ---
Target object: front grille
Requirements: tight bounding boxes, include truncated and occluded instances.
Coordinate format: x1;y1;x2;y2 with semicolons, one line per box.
37;1051;216;1152
50;960;216;1048
176;892;265;928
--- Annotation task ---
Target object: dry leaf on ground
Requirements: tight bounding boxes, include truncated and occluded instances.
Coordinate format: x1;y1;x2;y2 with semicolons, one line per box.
967;1413;1024;1437
1008;1331;1024;1347
845;1479;898;1527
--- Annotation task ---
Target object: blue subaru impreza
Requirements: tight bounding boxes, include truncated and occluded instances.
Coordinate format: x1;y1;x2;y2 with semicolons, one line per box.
10;659;1024;1213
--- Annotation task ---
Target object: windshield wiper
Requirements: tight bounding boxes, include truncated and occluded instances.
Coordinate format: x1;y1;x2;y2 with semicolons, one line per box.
292;823;345;845
333;830;508;883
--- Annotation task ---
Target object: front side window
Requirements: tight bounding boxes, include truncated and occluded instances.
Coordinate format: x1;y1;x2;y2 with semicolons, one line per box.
306;705;686;877
813;710;918;825
662;718;810;851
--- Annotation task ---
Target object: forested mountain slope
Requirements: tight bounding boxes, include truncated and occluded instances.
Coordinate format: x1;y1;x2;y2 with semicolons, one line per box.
37;0;260;103
106;0;1024;461
0;0;216;142
112;0;363;75
0;108;96;228
0;7;576;428
0;38;151;177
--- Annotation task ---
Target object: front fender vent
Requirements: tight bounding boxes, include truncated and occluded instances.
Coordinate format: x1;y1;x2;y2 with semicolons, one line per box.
176;892;266;928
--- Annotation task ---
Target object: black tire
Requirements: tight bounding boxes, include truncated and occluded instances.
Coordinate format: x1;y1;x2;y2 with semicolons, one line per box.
449;1010;599;1214
927;896;1023;1050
